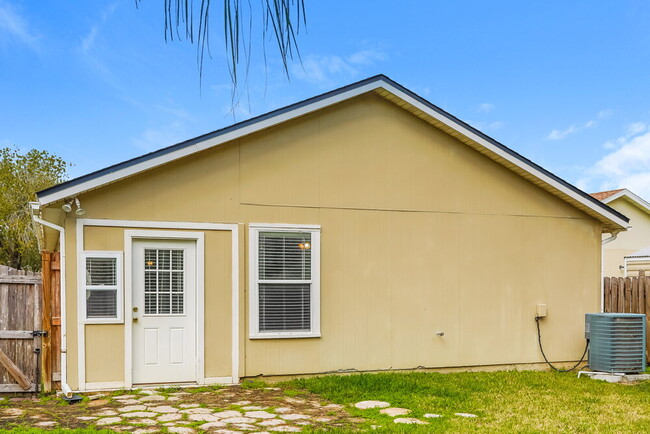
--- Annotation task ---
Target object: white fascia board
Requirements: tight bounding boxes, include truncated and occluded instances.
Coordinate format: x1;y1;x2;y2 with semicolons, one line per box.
379;83;630;230
602;189;650;216
37;82;382;207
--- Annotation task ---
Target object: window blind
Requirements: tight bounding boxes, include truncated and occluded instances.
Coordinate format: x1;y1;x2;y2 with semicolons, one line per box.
258;232;312;332
85;256;118;318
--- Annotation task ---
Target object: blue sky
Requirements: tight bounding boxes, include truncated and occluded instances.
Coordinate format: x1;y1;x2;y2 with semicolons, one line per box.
2;1;650;198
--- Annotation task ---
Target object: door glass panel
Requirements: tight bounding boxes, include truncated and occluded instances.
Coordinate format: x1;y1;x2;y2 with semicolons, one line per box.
144;249;184;315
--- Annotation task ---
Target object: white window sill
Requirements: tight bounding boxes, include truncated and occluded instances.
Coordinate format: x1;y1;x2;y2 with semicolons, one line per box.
249;332;321;340
84;319;124;325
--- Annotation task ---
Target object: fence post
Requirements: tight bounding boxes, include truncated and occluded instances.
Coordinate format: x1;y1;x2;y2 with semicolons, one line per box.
41;252;52;393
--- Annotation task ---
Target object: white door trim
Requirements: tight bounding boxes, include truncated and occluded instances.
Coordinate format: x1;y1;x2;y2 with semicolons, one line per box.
75;219;239;391
126;231;204;386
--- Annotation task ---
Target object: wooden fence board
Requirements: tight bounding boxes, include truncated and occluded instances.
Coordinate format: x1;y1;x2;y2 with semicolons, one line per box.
0;265;42;393
604;274;650;361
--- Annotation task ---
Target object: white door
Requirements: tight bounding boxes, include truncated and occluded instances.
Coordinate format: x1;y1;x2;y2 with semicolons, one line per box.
132;239;197;384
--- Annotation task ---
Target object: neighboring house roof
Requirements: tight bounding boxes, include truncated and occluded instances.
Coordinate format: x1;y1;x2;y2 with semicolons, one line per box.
37;74;629;231
591;188;650;216
590;189;624;201
625;246;650;259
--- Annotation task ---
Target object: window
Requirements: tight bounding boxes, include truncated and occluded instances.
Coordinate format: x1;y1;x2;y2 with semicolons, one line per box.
84;252;123;323
144;248;185;315
250;225;320;338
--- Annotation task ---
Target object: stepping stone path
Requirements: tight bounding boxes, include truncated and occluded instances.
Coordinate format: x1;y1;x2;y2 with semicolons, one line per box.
456;412;478;418
0;385;362;433
354;400;479;425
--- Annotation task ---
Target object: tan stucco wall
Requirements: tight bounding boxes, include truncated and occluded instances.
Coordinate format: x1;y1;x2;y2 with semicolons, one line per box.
52;93;602;388
602;198;650;277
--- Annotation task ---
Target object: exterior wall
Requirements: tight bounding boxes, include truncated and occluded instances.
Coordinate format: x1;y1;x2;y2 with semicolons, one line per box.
51;93;602;388
602;198;650;277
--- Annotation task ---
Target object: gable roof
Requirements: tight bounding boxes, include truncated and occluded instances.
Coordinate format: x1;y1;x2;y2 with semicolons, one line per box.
37;74;629;231
591;188;650;216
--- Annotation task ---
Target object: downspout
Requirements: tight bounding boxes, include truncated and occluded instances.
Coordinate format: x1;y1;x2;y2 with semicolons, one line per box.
601;230;621;313
31;207;73;397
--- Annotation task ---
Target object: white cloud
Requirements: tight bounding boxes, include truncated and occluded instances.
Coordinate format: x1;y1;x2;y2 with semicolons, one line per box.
578;128;650;199
546;110;610;140
0;1;39;50
131;122;186;152
478;103;494;113
291;47;388;87
548;124;578;140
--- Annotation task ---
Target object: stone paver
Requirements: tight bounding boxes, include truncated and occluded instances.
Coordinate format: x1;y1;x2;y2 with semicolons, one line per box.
76;416;98;420
96;417;123;426
167;396;180;401
273;407;293;413
117;399;141;405
158;413;183;422
380;407;410;417
424;413;442;418
2;408;25;416
455;412;477;418
132;418;157;425
234;400;252;405
245;410;276;419
188;413;222;422
168;427;195;434
180;407;212;414
259;419;285;426
234;423;258;431
119;405;148;412
242;405;265;410
122;411;159;418
221;416;257;424
132;429;158;434
35;421;57;427
179;403;200;408
279;413;310;420
355;400;390;409
140;395;166;402
199;421;228;429
313;417;331;422
139;390;157;395
323;403;343;410
148;405;179;413
114;394;137;400
394;418;428;425
213;410;242;418
96;409;119;416
284;397;306;404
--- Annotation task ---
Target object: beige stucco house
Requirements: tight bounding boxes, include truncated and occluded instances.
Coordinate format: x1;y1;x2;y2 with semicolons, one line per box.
591;189;650;277
32;75;629;392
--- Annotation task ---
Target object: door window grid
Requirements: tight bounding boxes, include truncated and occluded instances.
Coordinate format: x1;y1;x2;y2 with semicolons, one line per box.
144;249;184;315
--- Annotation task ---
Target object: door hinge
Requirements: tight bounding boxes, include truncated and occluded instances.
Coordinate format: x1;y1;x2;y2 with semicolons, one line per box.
32;330;48;337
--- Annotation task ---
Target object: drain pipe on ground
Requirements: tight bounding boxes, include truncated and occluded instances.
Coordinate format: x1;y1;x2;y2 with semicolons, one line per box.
31;205;73;398
601;230;622;313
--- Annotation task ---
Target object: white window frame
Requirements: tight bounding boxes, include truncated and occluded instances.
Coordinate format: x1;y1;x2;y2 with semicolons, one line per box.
82;251;123;324
249;223;321;339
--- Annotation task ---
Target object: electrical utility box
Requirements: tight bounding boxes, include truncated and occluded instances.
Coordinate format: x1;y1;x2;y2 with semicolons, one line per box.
585;313;646;373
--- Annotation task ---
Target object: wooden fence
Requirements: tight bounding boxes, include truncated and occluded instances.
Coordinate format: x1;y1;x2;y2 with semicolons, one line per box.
604;271;650;360
0;265;41;392
0;253;61;394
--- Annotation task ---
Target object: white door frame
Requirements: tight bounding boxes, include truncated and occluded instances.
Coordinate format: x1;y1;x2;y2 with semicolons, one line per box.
126;231;204;386
75;218;239;391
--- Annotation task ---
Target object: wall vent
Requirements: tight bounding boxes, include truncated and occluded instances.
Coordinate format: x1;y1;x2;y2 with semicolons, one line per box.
585;313;646;373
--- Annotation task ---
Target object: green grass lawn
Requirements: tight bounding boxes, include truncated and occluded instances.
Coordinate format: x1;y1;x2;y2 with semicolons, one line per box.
284;370;650;433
